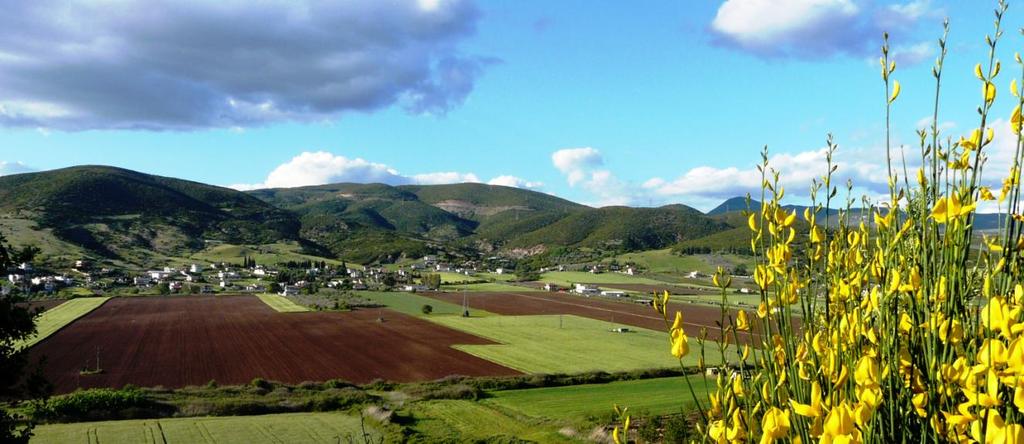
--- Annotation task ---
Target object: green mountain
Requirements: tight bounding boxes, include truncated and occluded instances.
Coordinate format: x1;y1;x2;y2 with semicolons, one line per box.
0;166;299;265
249;183;731;261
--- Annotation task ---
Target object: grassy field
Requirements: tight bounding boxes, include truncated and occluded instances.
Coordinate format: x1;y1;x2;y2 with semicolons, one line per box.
188;242;348;267
610;249;755;275
355;291;496;317
256;294;310;313
410;400;573;443
442;282;540;292
673;293;763;308
537;271;666;287
489;375;714;420
30;411;380;444
428;272;486;284
430;315;712;374
17;297;110;349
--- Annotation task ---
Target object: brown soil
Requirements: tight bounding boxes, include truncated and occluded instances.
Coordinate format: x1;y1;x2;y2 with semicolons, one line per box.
421;291;780;343
29;295;519;394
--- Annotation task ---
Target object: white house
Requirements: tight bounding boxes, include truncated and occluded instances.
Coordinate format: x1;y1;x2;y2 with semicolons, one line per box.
495;268;506;275
403;284;429;292
134;276;153;286
574;283;600;295
280;285;300;296
601;290;628;298
189;264;203;273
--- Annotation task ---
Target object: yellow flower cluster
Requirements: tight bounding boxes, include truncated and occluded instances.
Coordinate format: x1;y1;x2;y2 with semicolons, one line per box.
632;4;1024;443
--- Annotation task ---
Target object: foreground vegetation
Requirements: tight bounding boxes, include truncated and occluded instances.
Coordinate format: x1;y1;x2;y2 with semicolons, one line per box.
31;411;381;444
620;5;1024;443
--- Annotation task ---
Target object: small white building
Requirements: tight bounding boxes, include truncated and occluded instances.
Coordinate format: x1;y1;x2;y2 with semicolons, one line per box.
280;285;300;296
403;284;429;292
495;268;506;275
134;276;153;286
601;290;628;298
574;283;600;295
189;264;203;274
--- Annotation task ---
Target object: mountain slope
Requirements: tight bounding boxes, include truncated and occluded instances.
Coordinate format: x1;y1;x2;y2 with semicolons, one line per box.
0;166;300;264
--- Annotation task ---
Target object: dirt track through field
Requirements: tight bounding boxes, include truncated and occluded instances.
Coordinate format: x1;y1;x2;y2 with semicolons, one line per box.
29;296;519;394
422;291;772;343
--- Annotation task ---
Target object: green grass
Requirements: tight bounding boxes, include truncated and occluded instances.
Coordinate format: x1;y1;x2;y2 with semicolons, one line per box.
442;282;540;292
410;400;573;443
256;294;310;313
537;271;666;287
489;376;715;420
430;271;485;284
610;249;755;275
30;411;380;444
355;291;496;317
673;293;763;308
430;315;715;374
16;297;110;349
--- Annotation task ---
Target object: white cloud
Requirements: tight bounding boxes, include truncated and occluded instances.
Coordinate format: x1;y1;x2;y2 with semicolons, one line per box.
643;147;890;208
411;171;481;185
228;151;542;191
488;175;543;189
0;161;35;176
710;0;933;60
552;147;603;186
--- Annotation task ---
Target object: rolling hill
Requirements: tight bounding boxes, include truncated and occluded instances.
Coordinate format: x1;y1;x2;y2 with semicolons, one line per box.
0;166;300;265
14;166;1003;268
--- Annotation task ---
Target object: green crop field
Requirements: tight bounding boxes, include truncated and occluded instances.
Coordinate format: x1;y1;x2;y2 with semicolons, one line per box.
427;271;485;284
489;375;714;420
355;291;496;317
673;293;763;308
430;315;714;374
537;271;665;287
17;297;110;349
30;411;380;444
610;249;755;275
410;400;572;443
256;294;310;312
442;282;540;292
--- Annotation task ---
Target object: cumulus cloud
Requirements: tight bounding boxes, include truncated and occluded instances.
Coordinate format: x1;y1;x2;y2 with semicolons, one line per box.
550;147;645;206
552;147;603;186
710;0;934;60
643;147;891;208
229;151;541;191
411;171;481;185
0;0;489;131
0;161;35;176
487;175;543;189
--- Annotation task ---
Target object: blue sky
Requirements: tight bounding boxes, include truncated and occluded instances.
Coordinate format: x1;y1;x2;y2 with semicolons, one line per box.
0;0;1019;210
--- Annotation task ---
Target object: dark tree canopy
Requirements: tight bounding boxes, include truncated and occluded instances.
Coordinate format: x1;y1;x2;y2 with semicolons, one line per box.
0;233;47;443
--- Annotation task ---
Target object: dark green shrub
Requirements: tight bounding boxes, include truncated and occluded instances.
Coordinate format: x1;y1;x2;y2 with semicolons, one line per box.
662;413;691;443
32;388;170;422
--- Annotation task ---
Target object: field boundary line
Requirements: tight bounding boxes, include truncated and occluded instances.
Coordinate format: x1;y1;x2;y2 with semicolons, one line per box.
20;297;112;349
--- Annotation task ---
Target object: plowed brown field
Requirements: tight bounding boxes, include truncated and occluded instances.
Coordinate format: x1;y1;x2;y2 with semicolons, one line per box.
421;291;781;342
29;296;519;394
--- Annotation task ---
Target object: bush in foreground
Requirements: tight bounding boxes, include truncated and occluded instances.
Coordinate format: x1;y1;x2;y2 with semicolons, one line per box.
615;2;1024;442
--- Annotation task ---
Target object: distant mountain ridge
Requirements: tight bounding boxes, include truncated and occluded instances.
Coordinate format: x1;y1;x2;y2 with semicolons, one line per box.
0;166;1006;267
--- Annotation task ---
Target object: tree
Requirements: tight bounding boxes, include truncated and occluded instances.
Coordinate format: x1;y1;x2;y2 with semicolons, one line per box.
421;304;433;315
156;282;170;295
0;233;48;443
422;274;441;290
